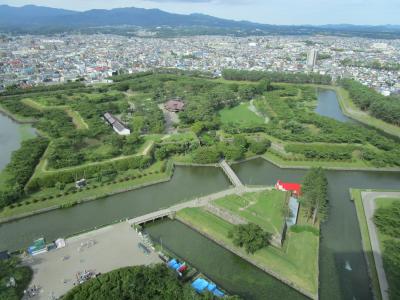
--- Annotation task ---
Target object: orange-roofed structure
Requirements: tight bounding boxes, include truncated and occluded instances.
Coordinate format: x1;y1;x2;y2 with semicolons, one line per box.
275;180;302;196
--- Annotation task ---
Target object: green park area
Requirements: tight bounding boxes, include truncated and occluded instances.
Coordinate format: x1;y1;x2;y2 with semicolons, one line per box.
0;70;399;222
213;190;286;235
177;190;319;297
219;102;265;126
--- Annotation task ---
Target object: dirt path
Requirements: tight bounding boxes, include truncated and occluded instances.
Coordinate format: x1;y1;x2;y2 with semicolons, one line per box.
249;99;269;123
158;104;179;134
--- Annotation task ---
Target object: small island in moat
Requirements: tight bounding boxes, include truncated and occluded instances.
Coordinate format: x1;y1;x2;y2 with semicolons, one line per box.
0;69;399;299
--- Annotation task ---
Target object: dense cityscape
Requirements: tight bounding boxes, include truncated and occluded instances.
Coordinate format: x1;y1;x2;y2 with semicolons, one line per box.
1;34;400;95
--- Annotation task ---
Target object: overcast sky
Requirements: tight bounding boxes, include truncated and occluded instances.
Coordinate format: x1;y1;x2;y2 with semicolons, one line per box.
1;0;399;25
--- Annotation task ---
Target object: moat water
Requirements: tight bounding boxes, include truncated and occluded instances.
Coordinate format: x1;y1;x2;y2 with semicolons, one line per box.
0;113;35;171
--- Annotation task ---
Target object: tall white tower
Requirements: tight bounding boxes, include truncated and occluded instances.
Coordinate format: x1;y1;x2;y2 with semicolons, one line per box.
307;49;318;69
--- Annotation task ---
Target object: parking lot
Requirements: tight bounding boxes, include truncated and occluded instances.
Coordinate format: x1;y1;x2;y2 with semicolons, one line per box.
23;221;160;300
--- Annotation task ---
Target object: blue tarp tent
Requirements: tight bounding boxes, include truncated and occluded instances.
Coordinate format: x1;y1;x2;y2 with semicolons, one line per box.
173;263;182;270
167;259;177;268
213;288;225;297
192;278;209;293
207;283;216;292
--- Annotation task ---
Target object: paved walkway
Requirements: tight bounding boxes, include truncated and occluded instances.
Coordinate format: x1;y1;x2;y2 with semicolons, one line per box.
361;191;400;300
219;160;243;187
128;186;270;225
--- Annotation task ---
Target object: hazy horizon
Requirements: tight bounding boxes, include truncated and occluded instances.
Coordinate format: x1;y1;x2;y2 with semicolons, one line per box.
0;0;399;26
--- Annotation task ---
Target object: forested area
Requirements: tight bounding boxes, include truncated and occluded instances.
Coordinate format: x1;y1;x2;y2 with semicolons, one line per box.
0;257;32;300
222;69;332;85
301;167;328;224
0;137;48;209
374;201;400;299
63;264;238;300
339;79;400;126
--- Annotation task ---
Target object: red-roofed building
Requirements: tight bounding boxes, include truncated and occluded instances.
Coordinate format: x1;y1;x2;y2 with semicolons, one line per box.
164;99;185;112
275;180;302;196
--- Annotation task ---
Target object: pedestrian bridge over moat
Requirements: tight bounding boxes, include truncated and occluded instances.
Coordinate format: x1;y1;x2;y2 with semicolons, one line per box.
219;160;243;188
128;186;269;226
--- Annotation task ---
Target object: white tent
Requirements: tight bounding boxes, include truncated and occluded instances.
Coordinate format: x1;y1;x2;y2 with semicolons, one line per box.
55;238;66;249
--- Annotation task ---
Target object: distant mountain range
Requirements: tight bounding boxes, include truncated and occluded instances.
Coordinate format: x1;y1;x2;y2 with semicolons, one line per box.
0;5;399;38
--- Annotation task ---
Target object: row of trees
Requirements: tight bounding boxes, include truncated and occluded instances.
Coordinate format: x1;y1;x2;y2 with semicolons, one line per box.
374;201;400;299
0;137;48;209
301;167;329;224
222;69;332;85
285;144;357;161
339;79;400;126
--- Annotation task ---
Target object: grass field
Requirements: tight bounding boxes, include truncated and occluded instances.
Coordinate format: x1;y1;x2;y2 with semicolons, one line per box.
219;102;265;126
213;190;287;235
177;206;319;296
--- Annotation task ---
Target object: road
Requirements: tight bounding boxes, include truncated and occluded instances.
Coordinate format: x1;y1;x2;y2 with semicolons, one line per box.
361;191;400;300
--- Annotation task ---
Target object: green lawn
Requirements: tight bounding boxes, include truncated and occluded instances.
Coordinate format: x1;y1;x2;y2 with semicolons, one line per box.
177;207;319;296
19;124;36;140
219;103;265;126
213;190;287;235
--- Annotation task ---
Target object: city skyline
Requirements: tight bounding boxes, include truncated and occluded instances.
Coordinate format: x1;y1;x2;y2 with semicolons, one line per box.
1;0;399;25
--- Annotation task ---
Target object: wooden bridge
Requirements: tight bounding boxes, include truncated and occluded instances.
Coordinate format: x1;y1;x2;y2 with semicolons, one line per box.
219;160;243;187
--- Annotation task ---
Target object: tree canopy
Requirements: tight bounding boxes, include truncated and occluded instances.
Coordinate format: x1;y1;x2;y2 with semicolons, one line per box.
228;223;271;254
0;257;32;300
63;264;238;300
339;79;400;126
301;167;329;224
